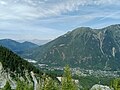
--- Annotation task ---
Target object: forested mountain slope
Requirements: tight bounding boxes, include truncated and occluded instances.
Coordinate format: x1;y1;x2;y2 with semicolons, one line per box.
0;46;57;89
23;24;120;71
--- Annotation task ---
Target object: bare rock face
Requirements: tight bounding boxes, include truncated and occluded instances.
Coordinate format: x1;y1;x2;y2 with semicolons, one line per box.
0;62;6;88
0;62;16;89
31;71;37;90
0;62;41;90
90;84;112;90
0;62;7;89
0;62;2;70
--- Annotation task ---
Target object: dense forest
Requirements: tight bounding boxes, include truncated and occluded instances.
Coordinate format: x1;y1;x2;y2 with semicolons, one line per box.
0;46;42;76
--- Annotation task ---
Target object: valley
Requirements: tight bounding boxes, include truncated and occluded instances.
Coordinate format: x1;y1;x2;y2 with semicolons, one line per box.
1;0;120;89
1;24;120;90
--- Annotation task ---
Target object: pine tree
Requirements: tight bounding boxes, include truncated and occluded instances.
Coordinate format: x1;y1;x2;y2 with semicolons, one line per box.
16;80;25;90
111;78;120;90
3;81;12;90
16;80;33;90
39;74;59;90
44;77;59;90
38;74;59;90
24;83;33;90
61;65;77;90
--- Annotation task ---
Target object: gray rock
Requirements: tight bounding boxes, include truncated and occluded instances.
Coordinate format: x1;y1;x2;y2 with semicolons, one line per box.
90;84;112;90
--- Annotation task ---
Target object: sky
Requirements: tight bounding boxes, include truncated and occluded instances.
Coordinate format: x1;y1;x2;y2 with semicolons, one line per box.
0;0;120;40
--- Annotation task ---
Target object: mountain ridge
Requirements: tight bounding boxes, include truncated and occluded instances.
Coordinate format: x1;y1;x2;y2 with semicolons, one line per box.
0;39;39;54
23;24;120;71
0;46;59;89
0;46;42;89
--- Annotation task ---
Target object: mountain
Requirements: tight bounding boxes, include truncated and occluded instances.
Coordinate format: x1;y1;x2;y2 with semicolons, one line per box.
29;39;51;45
18;39;51;45
23;24;120;71
0;46;59;89
0;46;42;89
0;39;39;54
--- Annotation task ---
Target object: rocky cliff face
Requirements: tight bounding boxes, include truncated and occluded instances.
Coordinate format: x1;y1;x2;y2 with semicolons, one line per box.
0;62;7;88
0;62;35;89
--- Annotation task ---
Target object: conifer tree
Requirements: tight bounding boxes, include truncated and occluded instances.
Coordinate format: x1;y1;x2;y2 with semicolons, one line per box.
111;78;120;90
43;77;59;90
16;80;25;90
16;80;33;90
61;65;77;90
39;74;59;90
3;81;12;90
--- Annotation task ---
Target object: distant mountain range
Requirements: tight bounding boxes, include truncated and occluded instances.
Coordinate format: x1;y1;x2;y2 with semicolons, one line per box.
0;39;39;54
23;24;120;71
18;39;51;45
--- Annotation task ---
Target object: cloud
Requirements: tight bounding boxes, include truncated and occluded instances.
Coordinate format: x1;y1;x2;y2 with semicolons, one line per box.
98;11;120;21
0;1;7;5
0;0;120;21
0;20;65;40
0;28;64;40
0;0;120;40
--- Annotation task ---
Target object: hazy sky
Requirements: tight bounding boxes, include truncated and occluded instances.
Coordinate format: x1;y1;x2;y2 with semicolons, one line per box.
0;0;120;40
